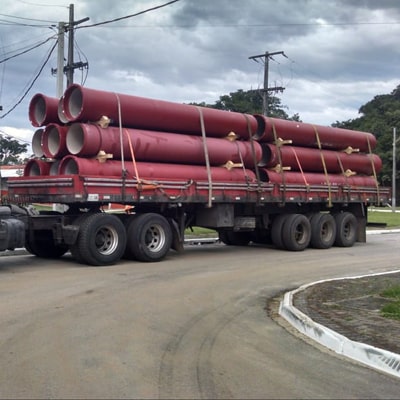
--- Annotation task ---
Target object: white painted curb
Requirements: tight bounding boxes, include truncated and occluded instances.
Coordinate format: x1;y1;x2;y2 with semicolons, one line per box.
279;270;400;379
367;228;400;235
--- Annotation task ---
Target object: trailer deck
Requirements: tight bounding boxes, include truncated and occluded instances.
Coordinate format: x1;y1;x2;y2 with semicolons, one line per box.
6;174;390;207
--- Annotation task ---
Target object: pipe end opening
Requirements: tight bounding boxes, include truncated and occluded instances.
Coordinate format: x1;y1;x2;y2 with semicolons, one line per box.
59;157;79;175
66;124;85;155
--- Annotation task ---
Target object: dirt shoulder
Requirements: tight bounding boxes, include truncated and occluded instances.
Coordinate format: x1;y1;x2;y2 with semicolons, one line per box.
292;272;400;355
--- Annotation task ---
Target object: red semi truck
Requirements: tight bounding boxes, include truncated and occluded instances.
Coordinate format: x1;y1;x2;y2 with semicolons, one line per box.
0;85;391;265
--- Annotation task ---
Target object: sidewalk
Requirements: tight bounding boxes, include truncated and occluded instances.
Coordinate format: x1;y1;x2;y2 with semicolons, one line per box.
279;269;400;379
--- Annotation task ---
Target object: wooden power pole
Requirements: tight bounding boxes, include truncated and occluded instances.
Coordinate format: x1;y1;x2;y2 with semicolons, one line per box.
54;4;89;96
249;51;286;116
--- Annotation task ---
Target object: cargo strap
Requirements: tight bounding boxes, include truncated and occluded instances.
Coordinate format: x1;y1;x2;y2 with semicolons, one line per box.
313;126;332;207
124;129;140;181
196;107;213;208
271;120;286;205
124;129;159;191
115;93;128;202
233;141;251;183
245;115;262;196
115;93;158;194
291;147;309;188
367;135;380;204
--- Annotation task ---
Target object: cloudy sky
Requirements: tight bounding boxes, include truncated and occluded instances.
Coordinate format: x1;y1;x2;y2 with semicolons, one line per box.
1;0;399;149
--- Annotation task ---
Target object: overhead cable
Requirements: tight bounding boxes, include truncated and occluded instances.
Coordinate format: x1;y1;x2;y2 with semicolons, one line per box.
0;35;56;64
0;39;57;119
77;0;181;29
0;12;57;24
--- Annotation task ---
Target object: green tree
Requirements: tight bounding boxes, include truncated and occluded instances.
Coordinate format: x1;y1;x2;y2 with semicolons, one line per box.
190;89;300;120
333;85;400;190
0;135;28;165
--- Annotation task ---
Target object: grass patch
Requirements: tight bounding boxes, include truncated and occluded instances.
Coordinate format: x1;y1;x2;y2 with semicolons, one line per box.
381;286;400;300
381;303;400;320
380;285;400;320
31;204;53;212
185;226;217;237
368;210;400;228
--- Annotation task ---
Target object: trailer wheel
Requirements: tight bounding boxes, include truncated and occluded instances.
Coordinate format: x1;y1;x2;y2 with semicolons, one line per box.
70;213;126;266
25;230;68;258
218;230;251;246
282;214;311;251
271;214;287;249
334;212;357;247
310;213;336;249
125;213;172;262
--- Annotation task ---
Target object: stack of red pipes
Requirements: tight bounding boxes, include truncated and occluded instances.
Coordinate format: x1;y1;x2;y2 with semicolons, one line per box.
26;84;382;189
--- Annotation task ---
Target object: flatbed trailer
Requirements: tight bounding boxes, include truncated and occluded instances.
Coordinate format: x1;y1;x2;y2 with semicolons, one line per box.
0;171;390;266
0;84;391;266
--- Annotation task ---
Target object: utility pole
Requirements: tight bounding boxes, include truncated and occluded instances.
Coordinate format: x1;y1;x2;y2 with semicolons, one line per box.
249;51;286;116
53;4;89;96
393;127;399;212
65;4;89;88
55;22;65;98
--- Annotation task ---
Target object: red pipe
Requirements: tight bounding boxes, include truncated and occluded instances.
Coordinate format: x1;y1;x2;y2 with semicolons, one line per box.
32;128;44;158
58;155;257;182
24;159;51;176
62;84;258;139
254;115;377;152
42;123;69;159
262;144;382;175
66;123;264;167
29;93;62;127
262;170;379;187
49;160;60;175
57;96;69;124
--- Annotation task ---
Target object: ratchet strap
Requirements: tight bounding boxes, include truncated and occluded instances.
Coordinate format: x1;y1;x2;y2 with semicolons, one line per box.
366;134;380;204
314;126;332;207
271;119;286;205
196;107;213;208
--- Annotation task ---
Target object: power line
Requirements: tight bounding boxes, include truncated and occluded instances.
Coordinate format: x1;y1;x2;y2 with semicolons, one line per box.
0;13;57;24
77;0;181;30
0;20;52;28
73;36;89;86
0;39;57;119
14;0;67;8
0;35;56;63
83;21;400;29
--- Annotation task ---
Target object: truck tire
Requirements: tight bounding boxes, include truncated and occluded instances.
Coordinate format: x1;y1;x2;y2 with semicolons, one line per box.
218;230;251;246
69;214;91;264
282;214;311;251
25;230;68;258
125;213;172;262
70;213;126;266
334;212;357;247
310;213;336;249
271;214;287;249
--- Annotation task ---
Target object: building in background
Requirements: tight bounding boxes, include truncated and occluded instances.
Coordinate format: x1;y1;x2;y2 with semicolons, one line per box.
0;165;24;197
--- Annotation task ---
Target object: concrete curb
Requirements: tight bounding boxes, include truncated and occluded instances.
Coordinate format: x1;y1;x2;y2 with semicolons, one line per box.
279;270;400;379
367;228;400;235
0;248;28;257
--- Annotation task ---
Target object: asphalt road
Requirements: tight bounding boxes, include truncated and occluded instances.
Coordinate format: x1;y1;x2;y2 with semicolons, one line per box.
0;234;399;399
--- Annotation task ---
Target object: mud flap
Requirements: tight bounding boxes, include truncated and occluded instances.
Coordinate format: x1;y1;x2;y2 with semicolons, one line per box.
169;218;184;252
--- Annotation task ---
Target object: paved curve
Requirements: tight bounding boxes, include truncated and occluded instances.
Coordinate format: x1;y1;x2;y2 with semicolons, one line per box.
0;234;399;399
